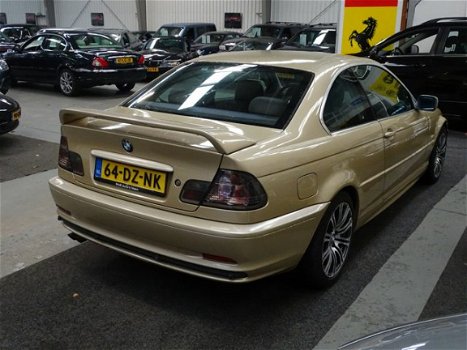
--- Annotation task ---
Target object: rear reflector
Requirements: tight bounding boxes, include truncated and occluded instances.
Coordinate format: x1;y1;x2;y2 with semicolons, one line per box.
202;253;237;264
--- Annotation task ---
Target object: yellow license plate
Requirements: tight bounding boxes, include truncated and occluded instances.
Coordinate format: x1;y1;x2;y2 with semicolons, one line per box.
12;109;21;121
94;158;167;196
115;57;133;64
147;67;159;72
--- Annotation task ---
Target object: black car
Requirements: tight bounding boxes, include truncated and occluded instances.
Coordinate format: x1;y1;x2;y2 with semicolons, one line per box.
141;36;192;80
0;24;46;43
367;17;467;125
220;22;305;51
3;29;146;96
89;28;144;50
191;31;242;56
0;93;20;134
0;59;10;93
281;23;337;52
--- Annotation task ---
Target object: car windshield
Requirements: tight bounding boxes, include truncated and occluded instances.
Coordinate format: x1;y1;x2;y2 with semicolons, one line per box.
244;25;281;38
156;26;183;37
145;37;185;52
124;62;312;129
194;33;224;44
289;29;335;48
69;33;122;49
231;40;272;51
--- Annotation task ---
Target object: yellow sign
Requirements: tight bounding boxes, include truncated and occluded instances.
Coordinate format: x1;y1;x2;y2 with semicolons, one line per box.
339;0;401;55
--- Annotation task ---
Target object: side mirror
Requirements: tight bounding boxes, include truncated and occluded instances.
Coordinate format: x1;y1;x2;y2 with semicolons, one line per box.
417;95;438;111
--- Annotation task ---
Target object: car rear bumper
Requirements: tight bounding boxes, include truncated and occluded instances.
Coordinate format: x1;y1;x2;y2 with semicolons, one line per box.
49;176;328;282
73;67;147;86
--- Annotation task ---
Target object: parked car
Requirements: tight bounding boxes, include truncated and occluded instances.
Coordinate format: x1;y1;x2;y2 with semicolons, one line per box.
0;93;20;134
0;31;16;55
0;23;46;43
191;31;243;56
228;37;283;51
132;30;157;43
88;28;143;51
0;59;10;93
3;29;146;96
281;23;337;52
154;23;217;44
367;17;467;125
49;51;447;287
220;22;306;51
339;313;467;350
141;36;192;80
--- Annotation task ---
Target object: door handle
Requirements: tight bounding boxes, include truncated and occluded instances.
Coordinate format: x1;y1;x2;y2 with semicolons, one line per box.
384;129;396;138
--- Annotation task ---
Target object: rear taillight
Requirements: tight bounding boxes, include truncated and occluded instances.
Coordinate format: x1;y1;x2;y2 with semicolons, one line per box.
92;57;109;68
180;170;267;210
58;136;84;176
137;55;145;65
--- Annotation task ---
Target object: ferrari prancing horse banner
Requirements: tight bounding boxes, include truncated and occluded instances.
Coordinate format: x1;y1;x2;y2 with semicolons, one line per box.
338;0;403;54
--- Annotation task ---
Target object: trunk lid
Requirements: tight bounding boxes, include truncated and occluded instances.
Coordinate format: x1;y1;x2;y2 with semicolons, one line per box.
60;106;279;212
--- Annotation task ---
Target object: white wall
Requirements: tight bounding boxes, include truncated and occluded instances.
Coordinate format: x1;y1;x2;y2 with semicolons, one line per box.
54;0;139;30
413;0;467;25
271;0;339;24
146;0;263;32
0;0;46;24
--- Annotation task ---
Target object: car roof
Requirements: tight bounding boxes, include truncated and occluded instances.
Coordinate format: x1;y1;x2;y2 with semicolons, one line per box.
159;23;216;27
88;28;129;33
194;50;374;72
201;31;241;35
40;27;87;32
253;22;306;28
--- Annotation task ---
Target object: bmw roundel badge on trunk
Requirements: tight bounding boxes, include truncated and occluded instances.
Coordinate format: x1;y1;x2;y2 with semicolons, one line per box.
122;139;133;152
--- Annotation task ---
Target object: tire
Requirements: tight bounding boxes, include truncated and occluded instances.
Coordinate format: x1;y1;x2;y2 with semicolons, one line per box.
115;82;135;92
58;69;79;96
423;126;447;184
299;192;355;289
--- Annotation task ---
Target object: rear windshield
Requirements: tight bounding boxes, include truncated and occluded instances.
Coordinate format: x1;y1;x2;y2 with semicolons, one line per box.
124;62;312;129
69;33;122;49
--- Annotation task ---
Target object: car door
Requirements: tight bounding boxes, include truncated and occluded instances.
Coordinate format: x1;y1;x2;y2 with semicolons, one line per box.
429;26;467;119
356;65;430;203
41;35;67;82
371;27;439;97
322;67;385;222
6;35;46;81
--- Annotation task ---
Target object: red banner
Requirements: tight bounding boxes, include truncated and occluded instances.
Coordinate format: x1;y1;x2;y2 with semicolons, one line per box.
345;0;398;7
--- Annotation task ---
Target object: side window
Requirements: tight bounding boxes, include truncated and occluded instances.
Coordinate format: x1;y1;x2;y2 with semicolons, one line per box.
379;29;438;56
443;28;467;54
323;68;374;132
43;36;66;51
122;33;130;46
354;65;413;118
23;36;45;51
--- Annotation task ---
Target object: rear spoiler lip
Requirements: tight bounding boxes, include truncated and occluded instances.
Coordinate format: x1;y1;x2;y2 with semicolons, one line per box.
59;107;256;155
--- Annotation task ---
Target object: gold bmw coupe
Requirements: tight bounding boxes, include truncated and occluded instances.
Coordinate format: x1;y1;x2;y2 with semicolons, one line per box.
49;51;447;288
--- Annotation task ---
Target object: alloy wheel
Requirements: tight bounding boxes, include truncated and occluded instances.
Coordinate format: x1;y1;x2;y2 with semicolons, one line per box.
433;130;447;179
60;71;74;95
322;202;353;278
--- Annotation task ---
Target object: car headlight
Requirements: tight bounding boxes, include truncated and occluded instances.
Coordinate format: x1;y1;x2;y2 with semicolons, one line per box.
0;59;9;71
